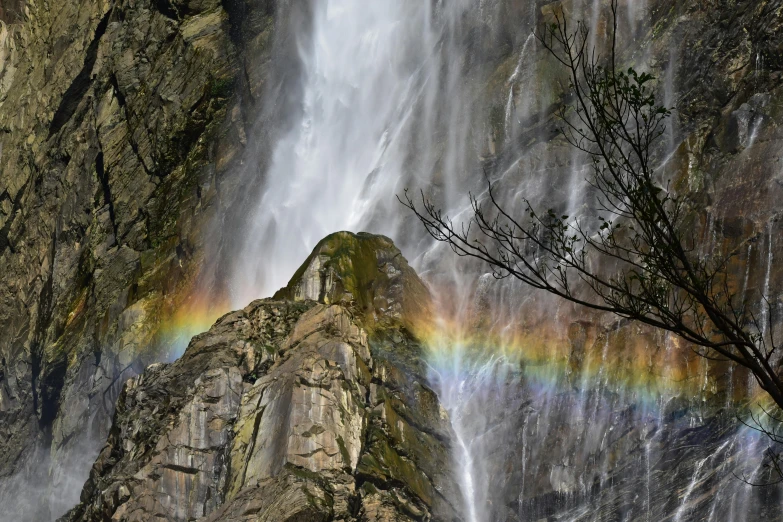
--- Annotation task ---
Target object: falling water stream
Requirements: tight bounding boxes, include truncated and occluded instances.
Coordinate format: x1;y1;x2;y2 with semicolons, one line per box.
228;0;475;305
225;1;783;520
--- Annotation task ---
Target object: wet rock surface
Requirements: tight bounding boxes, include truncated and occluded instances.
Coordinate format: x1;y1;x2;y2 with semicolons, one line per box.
62;232;462;522
445;362;783;522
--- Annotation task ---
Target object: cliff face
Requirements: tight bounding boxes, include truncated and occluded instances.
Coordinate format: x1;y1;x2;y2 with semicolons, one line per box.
55;231;783;522
62;232;462;522
0;0;280;518
1;0;783;521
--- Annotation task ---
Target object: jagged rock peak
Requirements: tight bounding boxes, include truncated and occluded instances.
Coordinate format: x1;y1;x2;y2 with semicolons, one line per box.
61;232;461;522
274;231;433;335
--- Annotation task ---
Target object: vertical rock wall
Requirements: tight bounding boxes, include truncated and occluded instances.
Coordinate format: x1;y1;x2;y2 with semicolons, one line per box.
0;0;282;518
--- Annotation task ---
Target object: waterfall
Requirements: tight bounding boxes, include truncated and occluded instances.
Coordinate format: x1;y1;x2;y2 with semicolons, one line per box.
427;343;527;522
227;0;476;306
673;440;730;522
229;1;427;303
223;1;783;520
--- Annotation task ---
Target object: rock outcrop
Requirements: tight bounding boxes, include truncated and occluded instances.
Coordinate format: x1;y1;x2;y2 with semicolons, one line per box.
62;232;462;522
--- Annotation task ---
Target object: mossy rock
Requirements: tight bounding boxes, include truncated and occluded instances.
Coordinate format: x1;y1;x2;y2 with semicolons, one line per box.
356;426;435;507
273;231;432;335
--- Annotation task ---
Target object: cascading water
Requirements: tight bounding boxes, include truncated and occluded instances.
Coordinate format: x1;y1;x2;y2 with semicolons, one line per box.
227;0;477;305
503;33;535;144
230;1;419;303
224;0;783;520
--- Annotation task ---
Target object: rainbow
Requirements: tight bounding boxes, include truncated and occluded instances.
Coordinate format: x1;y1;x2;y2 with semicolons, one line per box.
415;308;767;412
159;281;768;417
155;290;231;361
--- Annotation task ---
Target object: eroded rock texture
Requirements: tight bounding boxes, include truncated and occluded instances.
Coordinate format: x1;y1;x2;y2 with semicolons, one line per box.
0;0;286;518
62;232;462;522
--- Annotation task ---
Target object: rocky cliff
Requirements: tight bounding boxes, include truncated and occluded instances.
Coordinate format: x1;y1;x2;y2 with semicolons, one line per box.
56;229;783;522
62;231;462;522
1;0;783;521
0;0;286;517
457;1;783;517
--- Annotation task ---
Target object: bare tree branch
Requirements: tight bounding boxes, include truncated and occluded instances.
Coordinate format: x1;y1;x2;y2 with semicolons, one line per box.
403;0;783;482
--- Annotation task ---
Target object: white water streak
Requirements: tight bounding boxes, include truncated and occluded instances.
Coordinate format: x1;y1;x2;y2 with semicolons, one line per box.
229;1;467;305
673;440;730;522
503;33;535;142
761;222;774;342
